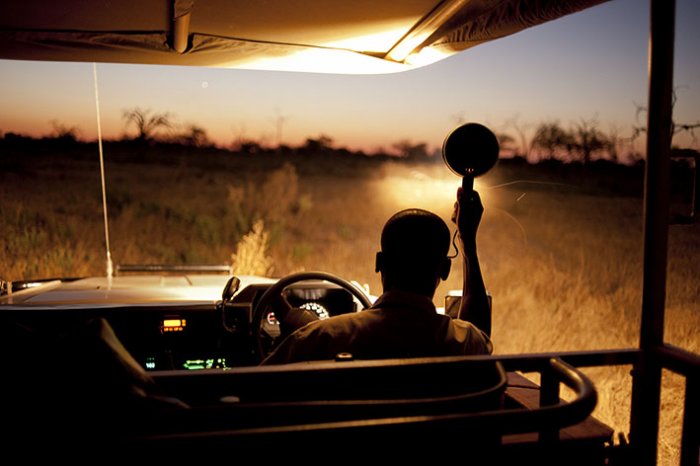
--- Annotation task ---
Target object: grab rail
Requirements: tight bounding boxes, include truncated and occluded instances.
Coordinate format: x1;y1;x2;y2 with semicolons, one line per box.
134;356;597;454
654;344;700;466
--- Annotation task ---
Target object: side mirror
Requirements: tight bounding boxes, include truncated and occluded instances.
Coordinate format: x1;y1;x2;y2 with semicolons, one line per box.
219;276;250;335
222;276;241;302
0;279;11;297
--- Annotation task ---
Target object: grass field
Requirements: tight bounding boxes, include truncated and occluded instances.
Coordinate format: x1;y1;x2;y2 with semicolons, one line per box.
1;148;698;464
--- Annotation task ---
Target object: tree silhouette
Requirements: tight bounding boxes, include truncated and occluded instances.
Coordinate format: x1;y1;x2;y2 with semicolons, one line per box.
496;132;517;156
238;141;263;154
531;121;575;160
632;89;700;147
504;115;533;159
180;124;209;147
392;140;429;160
301;135;334;154
270;108;289;147
571;118;608;164
50;119;80;142
122;107;173;141
606;124;623;163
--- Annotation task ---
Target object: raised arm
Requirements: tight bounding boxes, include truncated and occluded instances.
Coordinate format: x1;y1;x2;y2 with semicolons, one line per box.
452;187;491;337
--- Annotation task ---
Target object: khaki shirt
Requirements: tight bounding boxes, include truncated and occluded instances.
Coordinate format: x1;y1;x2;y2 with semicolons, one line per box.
261;290;492;365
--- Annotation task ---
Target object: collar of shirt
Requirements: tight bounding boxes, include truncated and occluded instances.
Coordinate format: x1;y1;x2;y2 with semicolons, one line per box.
371;290;437;315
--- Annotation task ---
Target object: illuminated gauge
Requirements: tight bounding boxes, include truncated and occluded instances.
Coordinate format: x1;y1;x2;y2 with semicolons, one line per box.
266;311;279;325
300;302;330;320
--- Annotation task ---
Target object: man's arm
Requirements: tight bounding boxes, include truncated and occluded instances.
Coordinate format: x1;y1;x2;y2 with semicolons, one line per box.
272;292;319;336
259;331;300;365
453;188;491;337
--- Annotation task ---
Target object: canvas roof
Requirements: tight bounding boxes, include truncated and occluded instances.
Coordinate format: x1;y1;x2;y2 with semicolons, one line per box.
0;0;607;74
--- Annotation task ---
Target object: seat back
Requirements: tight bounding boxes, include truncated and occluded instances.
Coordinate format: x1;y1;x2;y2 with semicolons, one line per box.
145;356;506;432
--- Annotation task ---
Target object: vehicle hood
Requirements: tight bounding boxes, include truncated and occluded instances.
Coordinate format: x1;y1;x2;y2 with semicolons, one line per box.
0;275;274;309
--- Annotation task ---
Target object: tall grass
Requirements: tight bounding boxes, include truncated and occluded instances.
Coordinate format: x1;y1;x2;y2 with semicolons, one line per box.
1;152;697;464
231;219;273;276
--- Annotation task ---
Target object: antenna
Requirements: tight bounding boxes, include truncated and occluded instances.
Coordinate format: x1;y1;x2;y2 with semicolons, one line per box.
92;63;113;279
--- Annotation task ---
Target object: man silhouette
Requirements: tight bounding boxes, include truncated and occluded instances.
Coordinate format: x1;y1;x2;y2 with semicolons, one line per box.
261;188;492;364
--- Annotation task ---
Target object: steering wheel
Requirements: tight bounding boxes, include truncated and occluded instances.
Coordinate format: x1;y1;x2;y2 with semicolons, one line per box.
251;271;373;361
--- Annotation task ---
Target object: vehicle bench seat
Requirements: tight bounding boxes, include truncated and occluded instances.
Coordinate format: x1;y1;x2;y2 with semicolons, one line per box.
144;356;508;432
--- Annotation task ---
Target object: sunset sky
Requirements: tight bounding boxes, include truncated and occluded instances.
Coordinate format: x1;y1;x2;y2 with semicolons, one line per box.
1;0;698;155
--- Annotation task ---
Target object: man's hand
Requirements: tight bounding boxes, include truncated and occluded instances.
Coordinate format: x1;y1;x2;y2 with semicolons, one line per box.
451;187;483;247
271;292;319;336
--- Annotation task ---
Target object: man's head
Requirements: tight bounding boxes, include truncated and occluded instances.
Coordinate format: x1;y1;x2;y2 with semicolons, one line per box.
375;208;451;296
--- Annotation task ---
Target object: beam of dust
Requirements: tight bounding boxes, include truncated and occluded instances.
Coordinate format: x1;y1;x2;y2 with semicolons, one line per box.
371;167;493;214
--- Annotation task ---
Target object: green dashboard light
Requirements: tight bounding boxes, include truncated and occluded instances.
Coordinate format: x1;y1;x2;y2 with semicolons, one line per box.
183;358;228;370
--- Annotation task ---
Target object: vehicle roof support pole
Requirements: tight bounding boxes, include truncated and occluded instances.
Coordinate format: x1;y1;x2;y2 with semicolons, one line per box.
629;0;675;465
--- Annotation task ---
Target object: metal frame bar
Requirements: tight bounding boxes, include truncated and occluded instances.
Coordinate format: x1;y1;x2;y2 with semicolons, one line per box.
681;374;699;466
145;357;597;442
454;0;700;450
496;348;640;371
629;1;676;465
384;0;469;62
539;362;561;445
655;345;700;466
150;348;696;463
656;344;700;376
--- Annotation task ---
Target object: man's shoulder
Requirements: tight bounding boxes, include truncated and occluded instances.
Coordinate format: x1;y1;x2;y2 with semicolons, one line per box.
445;317;493;355
448;317;488;338
449;317;478;330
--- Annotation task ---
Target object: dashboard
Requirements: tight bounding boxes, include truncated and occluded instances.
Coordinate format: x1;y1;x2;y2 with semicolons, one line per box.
108;281;362;371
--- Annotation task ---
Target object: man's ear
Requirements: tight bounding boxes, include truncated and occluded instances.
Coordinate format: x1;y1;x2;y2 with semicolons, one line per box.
439;257;451;280
375;251;384;273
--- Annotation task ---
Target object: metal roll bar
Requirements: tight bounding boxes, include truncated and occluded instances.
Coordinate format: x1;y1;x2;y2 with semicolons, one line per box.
131;356;597;455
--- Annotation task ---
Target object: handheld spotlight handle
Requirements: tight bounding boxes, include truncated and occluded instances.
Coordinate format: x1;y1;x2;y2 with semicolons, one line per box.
462;168;475;192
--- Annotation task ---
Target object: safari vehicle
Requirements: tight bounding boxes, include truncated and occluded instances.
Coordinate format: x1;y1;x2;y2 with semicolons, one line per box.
0;1;698;464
